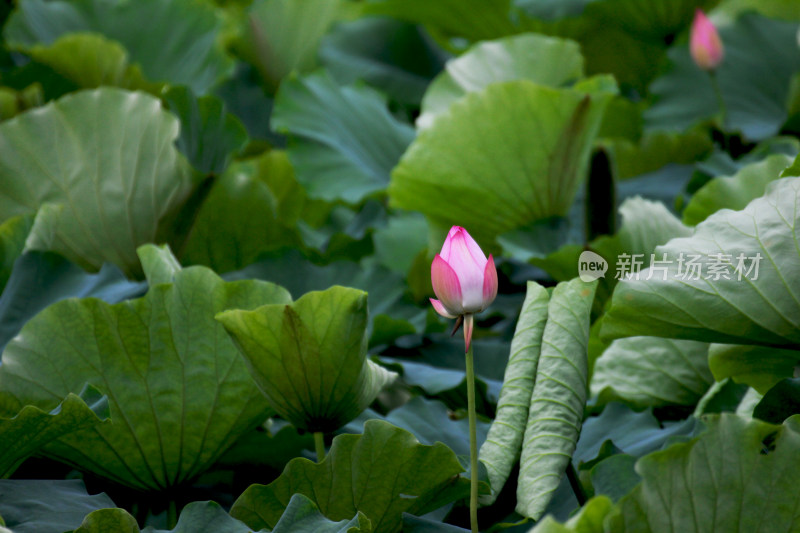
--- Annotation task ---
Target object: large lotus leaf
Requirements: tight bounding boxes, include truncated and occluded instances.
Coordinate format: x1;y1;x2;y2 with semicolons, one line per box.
181;152;302;273
682;154;792;226
319;18;447;106
4;0;233;93
0;386;108;478
708;343;800;394
417;33;584;128
236;0;342;91
390;78;616;245
753;377;800;424
527;495;615;533
645;13;800;141
601;177;800;347
0;479;115;533
271;70;415;203
358;0;517;43
0;88;196;278
74;501;258;533
344;397;493;468
0;246;291;490
611;414;800;532
21;33;157;93
575;403;697;464
0;213;33;292
517;278;597;520
607;129;713;181
228;251;425;341
591;338;713;408
479;282;550;503
0;252;144;353
217;286;397;433
230;419;469;533
162;86;248;176
271;494;372;533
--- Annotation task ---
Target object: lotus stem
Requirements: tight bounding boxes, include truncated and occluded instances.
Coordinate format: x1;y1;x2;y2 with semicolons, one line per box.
167;500;178;529
314;431;326;462
566;462;588;506
465;343;479;533
709;70;727;147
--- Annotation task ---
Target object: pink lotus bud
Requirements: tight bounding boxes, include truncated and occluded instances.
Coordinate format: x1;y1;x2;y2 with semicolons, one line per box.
690;9;724;71
430;226;498;351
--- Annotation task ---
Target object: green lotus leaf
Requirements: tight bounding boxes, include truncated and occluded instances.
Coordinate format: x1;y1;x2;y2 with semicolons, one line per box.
272;494;372;533
527;495;616;533
230;419;468;533
22;33;158;93
0;88;197;278
217;286;398;433
0;213;34;293
271;70;415;203
390;78;616;245
517;278;598;520
162;85;249;176
682;154;792;226
74;501;257;533
181;151;304;273
611;414;800;532
0;245;290;490
591;337;713;409
0;479;116;533
0;385;109;478
708;343;800;394
319;17;446;106
4;0;233;93
235;0;343;91
479;281;550;504
417;33;584;128
601;176;800;348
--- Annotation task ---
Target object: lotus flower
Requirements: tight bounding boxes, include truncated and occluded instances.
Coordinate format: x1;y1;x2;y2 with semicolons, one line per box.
690;9;724;71
430;226;498;351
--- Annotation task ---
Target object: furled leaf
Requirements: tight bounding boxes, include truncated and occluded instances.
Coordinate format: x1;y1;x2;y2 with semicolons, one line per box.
162;86;249;176
72;508;140;533
236;0;342;90
0;479;115;533
708;343;800;394
591;337;713;408
645;13;800;141
602;177;800;347
217;286;397;432
5;0;233;93
391;78;615;245
479;282;550;503
0;246;290;490
611;414;800;532
683;154;792;226
230;420;468;533
272;494;372;533
0;386;109;478
517;278;597;519
0;88;197;278
272;70;415;202
417;33;584;128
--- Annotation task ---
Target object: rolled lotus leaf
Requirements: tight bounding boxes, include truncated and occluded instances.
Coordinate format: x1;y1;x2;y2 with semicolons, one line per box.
217;286;398;433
